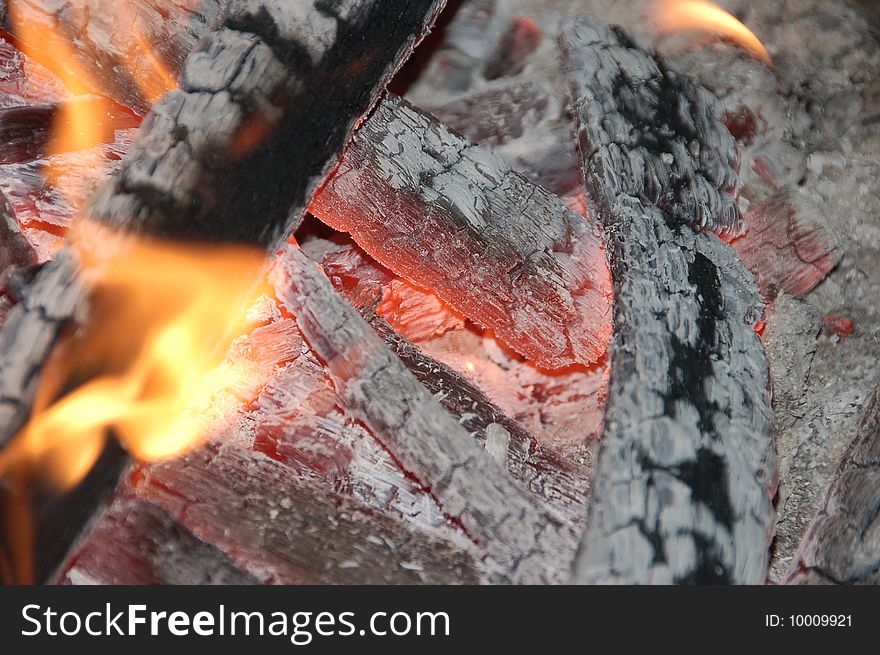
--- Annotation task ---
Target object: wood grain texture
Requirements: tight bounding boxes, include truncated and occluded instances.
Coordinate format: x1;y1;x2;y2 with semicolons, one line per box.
562;17;776;584
311;94;612;369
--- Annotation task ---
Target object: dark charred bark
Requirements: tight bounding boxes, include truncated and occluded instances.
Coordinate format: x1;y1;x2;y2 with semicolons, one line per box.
310;94;612;369
273;244;573;583
784;379;880;585
561;17;776;584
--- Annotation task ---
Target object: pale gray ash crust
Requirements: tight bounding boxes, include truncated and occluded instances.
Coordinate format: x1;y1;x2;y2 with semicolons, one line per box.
491;0;880;585
312;94;611;369
562;17;775;584
273;245;576;583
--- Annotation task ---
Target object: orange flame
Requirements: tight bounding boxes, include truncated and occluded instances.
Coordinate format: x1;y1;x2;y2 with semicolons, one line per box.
0;222;268;490
653;0;772;67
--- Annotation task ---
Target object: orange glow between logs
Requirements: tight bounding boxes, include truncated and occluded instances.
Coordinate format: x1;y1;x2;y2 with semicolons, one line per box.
653;0;772;67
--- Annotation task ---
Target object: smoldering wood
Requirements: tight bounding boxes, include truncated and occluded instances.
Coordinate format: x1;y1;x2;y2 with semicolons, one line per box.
371;317;591;530
784;379;880;585
62;446;482;584
482;16;542;81
273;244;573;583
310;94;612;369
562;17;777;584
0;189;35;283
309;238;591;527
0;0;447;582
731;192;840;300
0;0;226;115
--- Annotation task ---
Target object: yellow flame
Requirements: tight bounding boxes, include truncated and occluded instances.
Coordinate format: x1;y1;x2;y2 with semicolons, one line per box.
7;2;109;192
653;0;772;67
0;221;268;489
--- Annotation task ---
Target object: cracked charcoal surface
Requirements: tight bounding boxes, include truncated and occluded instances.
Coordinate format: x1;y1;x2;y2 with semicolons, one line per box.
562;17;776;584
273;244;573;583
311;94;612;369
63;447;481;584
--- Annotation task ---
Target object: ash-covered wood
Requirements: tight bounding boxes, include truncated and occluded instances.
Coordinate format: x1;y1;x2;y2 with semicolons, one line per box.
562;19;743;236
0;0;225;115
273;244;572;583
784;379;880;585
90;0;446;243
562;17;776;584
371;317;591;530
311;94;612;369
62;447;482;585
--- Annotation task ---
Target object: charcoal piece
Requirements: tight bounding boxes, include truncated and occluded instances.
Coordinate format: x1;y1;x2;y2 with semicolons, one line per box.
562;17;776;585
310;94;612;369
731;192;840;300
400;0;502;101
59;497;261;585
562;18;743;236
0;99;139;164
784;380;880;585
273;244;572;583
0;189;35;281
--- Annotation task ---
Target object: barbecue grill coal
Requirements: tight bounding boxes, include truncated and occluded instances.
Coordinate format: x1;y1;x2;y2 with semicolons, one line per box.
0;0;877;586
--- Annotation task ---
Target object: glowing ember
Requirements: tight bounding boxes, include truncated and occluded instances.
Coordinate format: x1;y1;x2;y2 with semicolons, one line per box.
653;0;772;67
0;222;268;489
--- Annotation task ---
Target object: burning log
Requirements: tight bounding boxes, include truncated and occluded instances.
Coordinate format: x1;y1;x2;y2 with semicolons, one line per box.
273;244;572;583
784;379;880;585
310;94;613;369
0;0;447;582
561;17;777;584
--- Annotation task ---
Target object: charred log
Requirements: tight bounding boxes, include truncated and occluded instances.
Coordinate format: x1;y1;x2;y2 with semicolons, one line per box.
273;244;572;583
0;0;447;582
61;447;482;585
310;94;612;369
371;317;591;530
562;17;776;584
784;379;880;585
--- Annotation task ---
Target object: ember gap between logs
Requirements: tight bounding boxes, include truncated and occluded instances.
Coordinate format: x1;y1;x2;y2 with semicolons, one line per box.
0;0;875;586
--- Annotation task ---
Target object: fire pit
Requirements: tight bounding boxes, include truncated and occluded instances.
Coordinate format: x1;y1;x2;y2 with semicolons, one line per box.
0;0;877;586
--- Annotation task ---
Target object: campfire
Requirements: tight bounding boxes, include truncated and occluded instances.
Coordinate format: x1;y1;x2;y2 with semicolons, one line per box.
0;0;876;586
